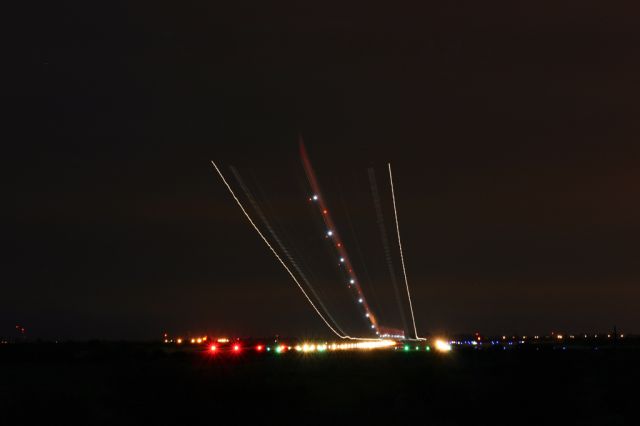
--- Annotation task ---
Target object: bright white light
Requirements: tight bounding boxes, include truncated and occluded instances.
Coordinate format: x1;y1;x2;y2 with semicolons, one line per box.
358;298;363;303
434;339;452;353
350;279;355;284
371;325;375;329
327;230;333;236
365;313;369;317
312;195;318;200
340;257;344;262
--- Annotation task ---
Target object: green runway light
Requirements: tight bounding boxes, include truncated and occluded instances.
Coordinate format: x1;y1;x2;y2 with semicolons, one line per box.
404;345;410;351
266;347;271;352
425;346;431;352
415;346;419;350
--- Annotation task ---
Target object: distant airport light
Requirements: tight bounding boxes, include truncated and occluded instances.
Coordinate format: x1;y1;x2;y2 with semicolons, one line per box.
434;339;452;353
350;279;355;284
256;345;263;351
210;345;217;352
312;195;318;201
233;344;240;352
176;338;183;344
327;230;333;237
217;338;229;343
358;298;363;303
339;257;345;263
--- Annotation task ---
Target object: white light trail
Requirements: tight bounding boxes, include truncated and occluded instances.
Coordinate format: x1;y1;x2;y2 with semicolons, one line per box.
388;163;424;340
212;161;377;342
211;161;348;339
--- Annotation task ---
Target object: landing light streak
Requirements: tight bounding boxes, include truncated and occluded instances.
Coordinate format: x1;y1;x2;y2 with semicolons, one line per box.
295;340;396;352
299;140;379;334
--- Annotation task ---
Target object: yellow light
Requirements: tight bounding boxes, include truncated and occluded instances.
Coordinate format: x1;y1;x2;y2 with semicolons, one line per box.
217;338;229;343
196;338;202;344
556;335;563;340
190;338;196;344
176;338;183;344
434;339;452;353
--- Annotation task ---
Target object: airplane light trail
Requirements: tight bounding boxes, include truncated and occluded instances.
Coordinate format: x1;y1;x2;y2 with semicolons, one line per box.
368;167;409;336
228;166;347;336
388;163;423;340
299;139;380;335
210;160;349;339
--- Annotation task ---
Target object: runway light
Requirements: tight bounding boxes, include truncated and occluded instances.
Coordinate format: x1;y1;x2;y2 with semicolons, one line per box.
190;338;196;344
323;209;327;214
176;338;183;344
340;257;345;263
233;344;240;352
266;347;271;351
425;346;431;352
350;279;355;284
210;345;217;352
404;345;410;351
256;345;263;351
434;339;452;353
358;298;363;303
327;230;333;237
365;313;369;317
217;338;229;343
312;194;318;201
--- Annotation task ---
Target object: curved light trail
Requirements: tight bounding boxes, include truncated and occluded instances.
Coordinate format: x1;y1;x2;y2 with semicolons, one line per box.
211;160;348;339
388;163;424;340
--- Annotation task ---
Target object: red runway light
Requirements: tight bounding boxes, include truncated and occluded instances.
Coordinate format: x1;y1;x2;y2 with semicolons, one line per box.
256;345;263;351
210;345;217;352
233;344;240;352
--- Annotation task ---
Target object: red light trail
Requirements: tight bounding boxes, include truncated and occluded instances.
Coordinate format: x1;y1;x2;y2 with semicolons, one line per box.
299;138;379;335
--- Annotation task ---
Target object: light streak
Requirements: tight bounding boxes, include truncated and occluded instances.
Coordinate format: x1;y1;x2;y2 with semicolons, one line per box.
211;160;349;339
368;167;409;336
388;163;423;340
299;139;379;334
229;167;347;336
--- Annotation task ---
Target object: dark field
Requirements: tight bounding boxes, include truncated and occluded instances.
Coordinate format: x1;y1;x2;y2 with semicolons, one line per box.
1;343;638;425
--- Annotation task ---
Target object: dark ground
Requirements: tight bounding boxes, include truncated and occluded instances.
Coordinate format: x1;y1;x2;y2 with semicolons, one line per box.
1;342;637;425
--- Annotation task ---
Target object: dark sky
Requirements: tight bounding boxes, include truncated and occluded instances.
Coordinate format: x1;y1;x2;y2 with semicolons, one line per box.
5;1;640;340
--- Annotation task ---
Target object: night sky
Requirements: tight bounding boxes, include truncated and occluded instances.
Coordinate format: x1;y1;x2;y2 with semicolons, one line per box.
6;1;640;340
